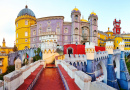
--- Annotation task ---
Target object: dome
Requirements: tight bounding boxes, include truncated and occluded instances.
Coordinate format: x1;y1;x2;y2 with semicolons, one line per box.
90;12;96;15
17;5;35;17
71;7;80;13
81;18;88;22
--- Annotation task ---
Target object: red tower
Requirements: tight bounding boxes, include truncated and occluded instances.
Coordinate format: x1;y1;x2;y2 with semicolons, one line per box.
113;19;121;35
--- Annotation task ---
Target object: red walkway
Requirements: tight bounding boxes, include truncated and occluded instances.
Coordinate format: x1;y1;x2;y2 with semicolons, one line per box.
32;64;65;90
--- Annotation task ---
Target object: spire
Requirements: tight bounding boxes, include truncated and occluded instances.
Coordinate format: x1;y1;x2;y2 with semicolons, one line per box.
108;27;110;31
3;38;5;42
25;5;28;8
82;15;84;19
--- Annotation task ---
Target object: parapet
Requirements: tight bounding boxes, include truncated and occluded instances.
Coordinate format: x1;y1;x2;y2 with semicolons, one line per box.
85;42;95;49
90;81;116;90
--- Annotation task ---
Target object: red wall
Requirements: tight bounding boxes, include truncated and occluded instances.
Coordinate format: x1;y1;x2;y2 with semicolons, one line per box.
64;44;105;54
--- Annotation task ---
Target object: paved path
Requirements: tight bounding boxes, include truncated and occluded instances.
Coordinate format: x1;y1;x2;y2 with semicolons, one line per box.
32;64;65;90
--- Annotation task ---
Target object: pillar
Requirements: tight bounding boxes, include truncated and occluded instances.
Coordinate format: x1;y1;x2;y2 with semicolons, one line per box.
118;41;129;89
105;41;119;89
85;42;95;81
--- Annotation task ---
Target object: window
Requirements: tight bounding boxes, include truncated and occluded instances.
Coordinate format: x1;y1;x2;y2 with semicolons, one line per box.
94;19;97;24
64;28;68;33
117;40;118;43
17;23;18;27
47;27;51;32
34;44;35;47
39;37;41;40
0;61;2;66
109;34;111;36
17;40;18;43
57;36;60;40
93;30;97;36
39;24;41;27
39;28;42;34
25;39;28;42
33;30;36;35
17;33;18;38
47;21;51;24
75;28;78;34
65;36;68;40
117;30;119;32
25;20;28;25
56;27;60;34
75;15;78;20
75;36;77;39
33;38;35;41
25;32;28;36
57;22;60;26
0;69;2;74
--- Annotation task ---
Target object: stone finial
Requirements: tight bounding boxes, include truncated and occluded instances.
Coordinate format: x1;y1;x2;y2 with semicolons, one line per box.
85;42;95;60
119;41;125;51
105;41;114;54
15;58;22;70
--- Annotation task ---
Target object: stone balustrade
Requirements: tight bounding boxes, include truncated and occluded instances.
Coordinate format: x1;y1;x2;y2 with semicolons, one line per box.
68;66;77;78
4;60;46;90
75;71;92;90
90;81;116;90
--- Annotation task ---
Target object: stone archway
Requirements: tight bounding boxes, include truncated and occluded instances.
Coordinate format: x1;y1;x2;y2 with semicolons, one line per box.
113;57;120;79
95;61;107;83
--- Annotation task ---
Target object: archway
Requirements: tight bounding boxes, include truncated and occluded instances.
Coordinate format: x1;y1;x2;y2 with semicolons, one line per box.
114;57;120;79
67;47;73;54
13;57;17;64
95;61;107;83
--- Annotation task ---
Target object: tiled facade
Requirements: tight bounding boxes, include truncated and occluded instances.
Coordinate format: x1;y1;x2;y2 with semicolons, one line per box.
30;8;98;48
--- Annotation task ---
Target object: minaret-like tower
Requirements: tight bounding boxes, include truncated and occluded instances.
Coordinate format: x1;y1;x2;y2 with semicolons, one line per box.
88;12;98;46
113;19;121;35
71;7;81;44
2;38;6;47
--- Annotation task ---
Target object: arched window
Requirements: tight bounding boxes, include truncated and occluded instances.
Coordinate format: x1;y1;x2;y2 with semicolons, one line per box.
39;28;42;34
75;15;78;20
67;47;73;54
93;30;97;36
17;33;18;38
17;23;18;27
33;30;36;35
47;27;51;32
25;20;28;25
75;28;78;34
56;27;60;34
64;28;68;33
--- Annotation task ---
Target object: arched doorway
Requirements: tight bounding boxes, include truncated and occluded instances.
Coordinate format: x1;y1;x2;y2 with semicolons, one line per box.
95;61;107;83
67;47;73;54
113;57;120;79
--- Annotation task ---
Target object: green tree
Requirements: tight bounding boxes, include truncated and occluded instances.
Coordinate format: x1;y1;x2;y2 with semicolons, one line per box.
34;50;37;56
37;47;41;56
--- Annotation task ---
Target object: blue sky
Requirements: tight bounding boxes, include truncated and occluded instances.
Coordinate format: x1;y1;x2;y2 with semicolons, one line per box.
0;0;130;47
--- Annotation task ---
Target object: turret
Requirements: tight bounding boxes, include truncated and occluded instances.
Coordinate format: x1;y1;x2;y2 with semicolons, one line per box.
71;7;81;44
113;19;121;35
105;41;114;54
119;41;125;51
88;12;98;46
15;5;36;50
2;38;6;47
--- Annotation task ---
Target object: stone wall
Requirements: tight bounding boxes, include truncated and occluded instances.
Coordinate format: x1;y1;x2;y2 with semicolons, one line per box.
3;60;46;90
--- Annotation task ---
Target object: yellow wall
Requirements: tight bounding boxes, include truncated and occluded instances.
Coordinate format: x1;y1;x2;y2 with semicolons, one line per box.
98;33;108;47
0;55;8;74
0;48;13;54
114;37;123;49
15;15;36;50
122;35;130;50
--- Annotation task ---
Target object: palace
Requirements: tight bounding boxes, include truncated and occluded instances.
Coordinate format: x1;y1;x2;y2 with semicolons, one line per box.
15;5;130;51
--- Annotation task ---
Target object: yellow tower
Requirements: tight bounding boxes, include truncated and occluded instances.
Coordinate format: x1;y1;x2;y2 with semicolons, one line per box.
2;38;6;47
15;5;36;50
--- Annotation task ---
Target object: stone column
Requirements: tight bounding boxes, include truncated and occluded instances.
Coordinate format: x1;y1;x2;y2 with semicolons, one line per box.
118;41;129;89
85;42;95;81
105;41;119;89
15;58;22;70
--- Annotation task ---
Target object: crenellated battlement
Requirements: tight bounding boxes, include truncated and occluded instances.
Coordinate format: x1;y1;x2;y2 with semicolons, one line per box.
119;41;125;51
105;41;114;54
113;49;121;55
95;51;108;61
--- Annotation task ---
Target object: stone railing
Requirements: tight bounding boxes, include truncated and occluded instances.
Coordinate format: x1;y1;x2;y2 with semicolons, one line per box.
90;81;116;90
56;60;117;90
75;71;91;90
40;31;56;35
4;60;46;90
